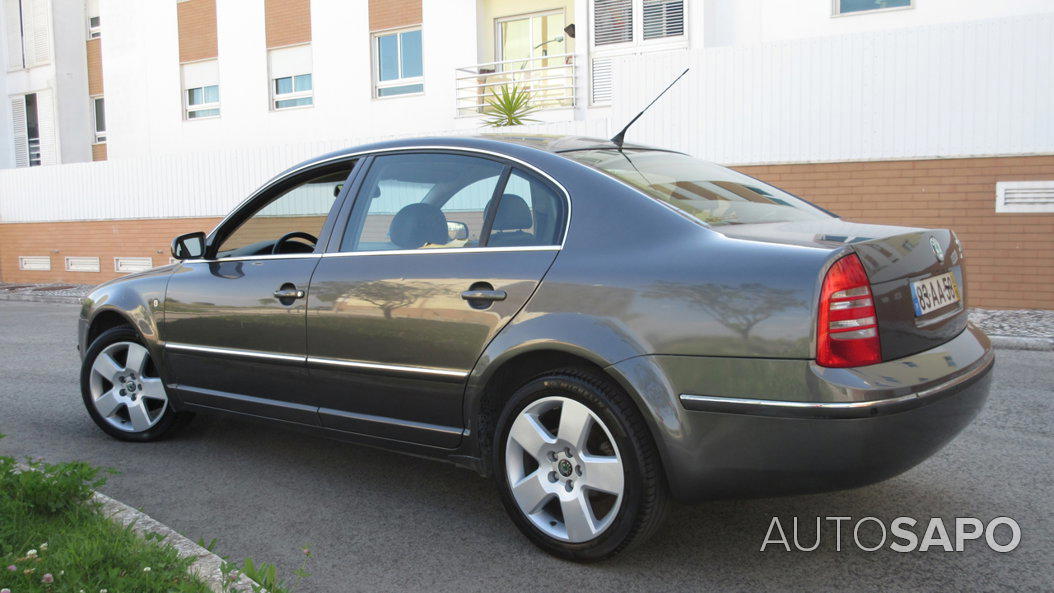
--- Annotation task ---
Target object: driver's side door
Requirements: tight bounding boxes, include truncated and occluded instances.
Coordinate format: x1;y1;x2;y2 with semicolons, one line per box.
161;159;358;424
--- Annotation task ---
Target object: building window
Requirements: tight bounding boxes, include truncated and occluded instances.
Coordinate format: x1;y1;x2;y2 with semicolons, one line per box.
88;15;100;38
186;85;220;118
181;59;220;120
25;93;40;166
834;0;912;16
642;0;683;40
92;96;106;142
373;28;423;98
274;74;313;109
65;257;101;273
114;257;154;273
18;256;51;271
593;0;633;46
269;44;313;110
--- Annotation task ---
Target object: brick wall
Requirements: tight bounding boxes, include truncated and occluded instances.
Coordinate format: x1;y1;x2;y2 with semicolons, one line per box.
0;218;220;285
86;38;104;96
369;0;421;31
265;0;311;48
91;144;107;162
177;0;218;63
1;156;1052;309
735;155;1054;310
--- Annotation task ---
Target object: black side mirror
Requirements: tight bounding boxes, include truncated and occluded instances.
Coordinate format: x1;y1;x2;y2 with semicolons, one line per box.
171;232;206;260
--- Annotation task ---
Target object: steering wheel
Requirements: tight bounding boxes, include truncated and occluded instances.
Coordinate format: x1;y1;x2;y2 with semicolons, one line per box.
271;231;318;255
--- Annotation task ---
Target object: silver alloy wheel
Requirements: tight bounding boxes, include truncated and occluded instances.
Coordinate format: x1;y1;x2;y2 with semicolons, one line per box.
504;396;625;543
88;341;168;432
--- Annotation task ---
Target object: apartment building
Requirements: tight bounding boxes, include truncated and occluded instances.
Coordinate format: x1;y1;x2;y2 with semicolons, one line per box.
1;0;1053;309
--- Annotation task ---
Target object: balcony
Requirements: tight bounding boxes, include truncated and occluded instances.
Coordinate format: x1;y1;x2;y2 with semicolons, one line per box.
455;53;576;118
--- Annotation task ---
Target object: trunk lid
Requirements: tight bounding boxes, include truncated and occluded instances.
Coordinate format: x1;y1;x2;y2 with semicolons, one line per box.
715;219;968;361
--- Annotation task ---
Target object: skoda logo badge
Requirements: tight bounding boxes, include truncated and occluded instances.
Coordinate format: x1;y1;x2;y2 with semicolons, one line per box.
930;237;944;264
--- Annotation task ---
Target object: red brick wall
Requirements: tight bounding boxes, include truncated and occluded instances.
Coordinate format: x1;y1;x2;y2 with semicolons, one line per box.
265;0;311;48
734;155;1054;309
177;0;218;63
369;0;421;31
0;218;220;285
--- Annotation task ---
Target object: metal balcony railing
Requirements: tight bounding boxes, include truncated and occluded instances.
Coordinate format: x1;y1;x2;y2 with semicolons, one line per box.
455;53;576;118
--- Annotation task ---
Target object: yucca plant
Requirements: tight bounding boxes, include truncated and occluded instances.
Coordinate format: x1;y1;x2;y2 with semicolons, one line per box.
483;84;539;127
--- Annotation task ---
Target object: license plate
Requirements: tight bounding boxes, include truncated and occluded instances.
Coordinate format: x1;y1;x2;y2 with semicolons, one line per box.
910;272;961;316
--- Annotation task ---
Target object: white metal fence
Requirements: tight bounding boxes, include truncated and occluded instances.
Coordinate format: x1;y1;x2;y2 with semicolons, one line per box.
455;53;577;118
610;13;1054;165
0;120;608;223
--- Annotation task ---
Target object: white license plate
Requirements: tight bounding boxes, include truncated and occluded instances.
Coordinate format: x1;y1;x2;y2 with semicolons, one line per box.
910;272;961;316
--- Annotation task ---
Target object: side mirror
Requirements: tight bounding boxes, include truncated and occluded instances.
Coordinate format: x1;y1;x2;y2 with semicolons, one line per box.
171;232;206;260
447;221;469;241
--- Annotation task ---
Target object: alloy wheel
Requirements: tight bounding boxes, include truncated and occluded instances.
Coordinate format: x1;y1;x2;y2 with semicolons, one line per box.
504;396;625;543
87;341;168;432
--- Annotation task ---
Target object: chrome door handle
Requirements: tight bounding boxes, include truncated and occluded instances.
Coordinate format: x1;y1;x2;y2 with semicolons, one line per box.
461;289;507;302
273;288;305;300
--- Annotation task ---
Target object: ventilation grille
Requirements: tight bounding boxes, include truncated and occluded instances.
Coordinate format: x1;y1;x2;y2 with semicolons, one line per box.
996;181;1054;213
18;256;51;271
10;97;29;168
643;0;684;40
114;257;154;273
65;256;100;273
593;0;633;46
591;57;614;104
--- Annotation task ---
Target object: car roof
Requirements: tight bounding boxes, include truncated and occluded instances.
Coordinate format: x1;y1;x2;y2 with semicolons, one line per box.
277;134;676;179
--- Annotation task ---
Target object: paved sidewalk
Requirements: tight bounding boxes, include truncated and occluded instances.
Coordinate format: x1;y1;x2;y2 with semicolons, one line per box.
0;282;1051;348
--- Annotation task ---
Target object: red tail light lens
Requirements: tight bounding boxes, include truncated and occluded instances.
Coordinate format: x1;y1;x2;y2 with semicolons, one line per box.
817;254;882;368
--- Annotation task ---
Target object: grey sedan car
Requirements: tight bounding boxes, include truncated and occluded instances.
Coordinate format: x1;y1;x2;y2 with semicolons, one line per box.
78;135;993;561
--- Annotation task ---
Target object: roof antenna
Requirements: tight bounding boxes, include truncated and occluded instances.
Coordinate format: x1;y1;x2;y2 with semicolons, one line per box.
610;67;689;150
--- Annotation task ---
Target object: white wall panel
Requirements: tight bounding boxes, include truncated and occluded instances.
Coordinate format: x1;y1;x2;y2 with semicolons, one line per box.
611;14;1054;164
0;119;607;223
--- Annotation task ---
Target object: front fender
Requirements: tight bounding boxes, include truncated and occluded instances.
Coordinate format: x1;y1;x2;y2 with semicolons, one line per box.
79;266;175;362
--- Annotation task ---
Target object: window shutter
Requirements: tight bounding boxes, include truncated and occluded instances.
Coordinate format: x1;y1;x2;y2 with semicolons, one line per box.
23;0;51;66
10;97;29;167
593;0;632;46
642;0;684;40
591;57;614;104
35;89;57;165
4;0;23;68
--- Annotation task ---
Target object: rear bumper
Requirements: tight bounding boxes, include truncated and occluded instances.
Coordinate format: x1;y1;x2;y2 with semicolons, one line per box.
609;323;994;502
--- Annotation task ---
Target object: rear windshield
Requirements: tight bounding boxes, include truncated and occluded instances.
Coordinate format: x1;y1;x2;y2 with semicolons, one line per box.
565;149;832;226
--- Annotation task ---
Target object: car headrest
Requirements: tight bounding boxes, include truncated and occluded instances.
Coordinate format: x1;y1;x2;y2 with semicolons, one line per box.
389;203;449;249
486;194;533;231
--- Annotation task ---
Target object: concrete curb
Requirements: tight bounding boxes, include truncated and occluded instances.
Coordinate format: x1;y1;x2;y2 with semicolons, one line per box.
93;490;264;593
988;335;1054;352
0;293;84;305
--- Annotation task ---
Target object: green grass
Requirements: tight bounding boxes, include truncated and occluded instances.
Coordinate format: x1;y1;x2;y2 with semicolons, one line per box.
0;449;212;593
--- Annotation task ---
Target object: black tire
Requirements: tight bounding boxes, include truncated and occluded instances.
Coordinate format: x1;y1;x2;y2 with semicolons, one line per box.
492;367;669;562
80;326;192;441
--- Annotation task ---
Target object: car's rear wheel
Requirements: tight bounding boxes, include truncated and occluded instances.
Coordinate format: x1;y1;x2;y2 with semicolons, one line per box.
492;368;668;561
80;326;190;441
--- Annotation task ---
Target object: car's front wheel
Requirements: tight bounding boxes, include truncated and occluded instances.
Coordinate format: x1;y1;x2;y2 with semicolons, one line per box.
492;368;668;561
80;326;190;441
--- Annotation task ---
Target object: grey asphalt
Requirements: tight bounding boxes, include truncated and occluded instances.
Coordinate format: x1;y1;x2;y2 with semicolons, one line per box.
1;302;1051;592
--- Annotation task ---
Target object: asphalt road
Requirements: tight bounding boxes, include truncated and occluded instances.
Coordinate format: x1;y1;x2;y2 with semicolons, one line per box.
1;301;1051;592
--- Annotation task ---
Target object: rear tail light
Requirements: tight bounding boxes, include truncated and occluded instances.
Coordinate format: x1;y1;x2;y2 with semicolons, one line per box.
816;253;882;368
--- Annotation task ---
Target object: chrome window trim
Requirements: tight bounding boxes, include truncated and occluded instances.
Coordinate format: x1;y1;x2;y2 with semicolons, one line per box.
307;356;468;378
207;145;572;256
179;253;321;264
166;342;305;363
320;245;560;258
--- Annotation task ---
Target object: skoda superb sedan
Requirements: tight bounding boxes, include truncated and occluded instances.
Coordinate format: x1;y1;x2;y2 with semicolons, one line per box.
78;135;993;561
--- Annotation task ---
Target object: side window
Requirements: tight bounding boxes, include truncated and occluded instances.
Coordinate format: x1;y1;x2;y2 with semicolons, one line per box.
340;153;506;252
486;168;564;247
216;165;353;258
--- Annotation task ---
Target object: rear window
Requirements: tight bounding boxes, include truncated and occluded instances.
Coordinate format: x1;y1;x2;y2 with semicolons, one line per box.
565;149;832;226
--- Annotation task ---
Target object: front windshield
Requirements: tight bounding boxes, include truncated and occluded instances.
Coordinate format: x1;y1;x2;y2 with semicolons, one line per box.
565;149;832;226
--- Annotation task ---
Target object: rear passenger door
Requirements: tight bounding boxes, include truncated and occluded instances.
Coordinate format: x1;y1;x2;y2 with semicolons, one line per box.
305;151;567;447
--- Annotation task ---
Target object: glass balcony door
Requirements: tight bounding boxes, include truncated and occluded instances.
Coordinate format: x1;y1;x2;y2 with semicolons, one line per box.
496;10;566;69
